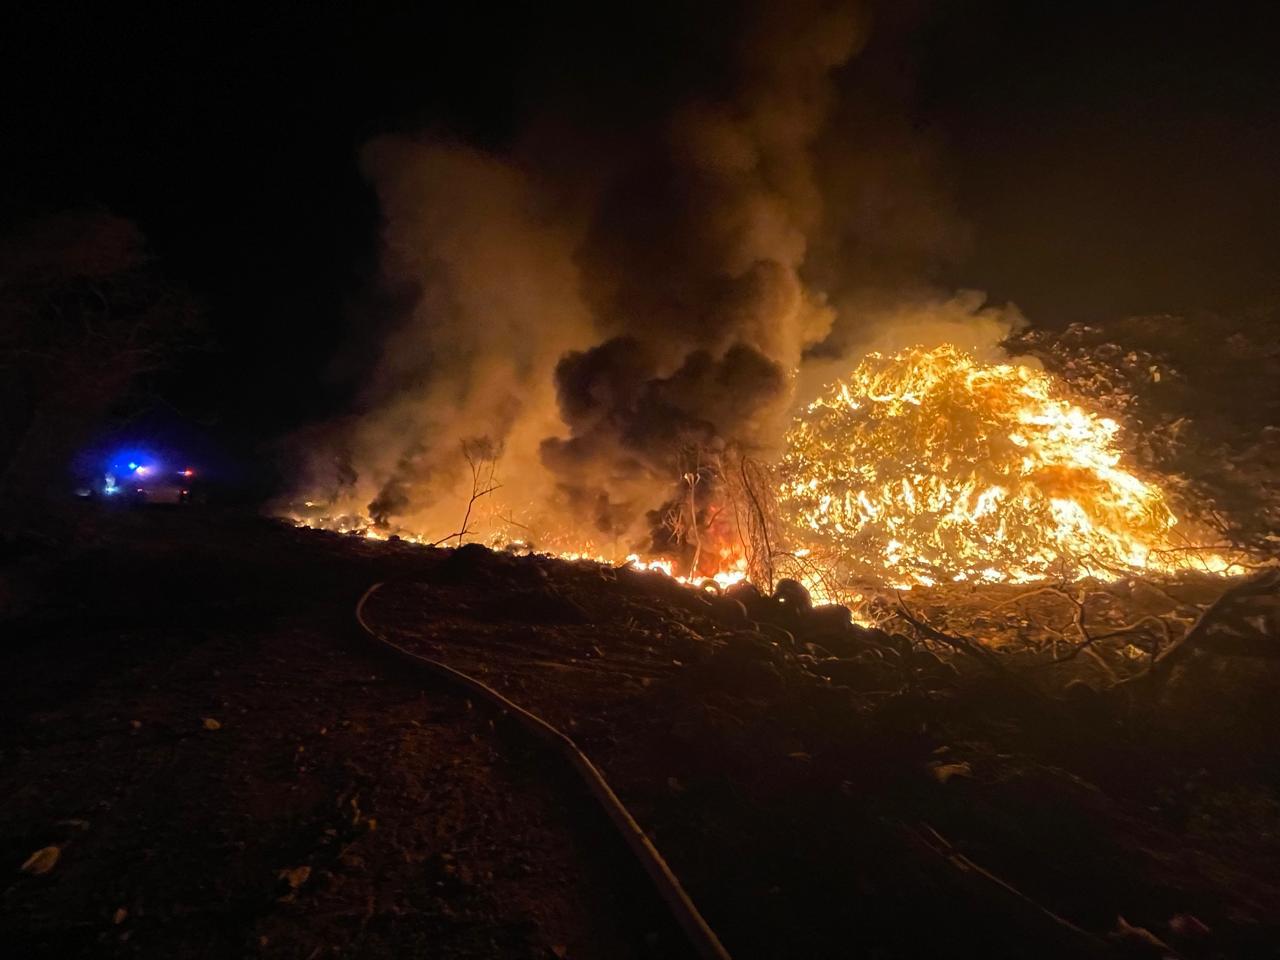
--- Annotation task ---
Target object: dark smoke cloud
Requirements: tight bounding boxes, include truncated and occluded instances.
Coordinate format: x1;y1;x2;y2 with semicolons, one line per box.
297;0;1018;551
542;338;790;534
535;1;864;538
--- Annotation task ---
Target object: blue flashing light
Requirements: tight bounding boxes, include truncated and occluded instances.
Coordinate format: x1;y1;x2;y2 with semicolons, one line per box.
106;448;167;483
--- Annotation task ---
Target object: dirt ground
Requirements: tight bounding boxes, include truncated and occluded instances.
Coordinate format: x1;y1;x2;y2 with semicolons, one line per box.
3;506;1279;958
0;507;692;960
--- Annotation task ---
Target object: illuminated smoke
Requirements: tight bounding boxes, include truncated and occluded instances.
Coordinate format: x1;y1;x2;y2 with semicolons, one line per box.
292;2;1028;558
293;143;596;539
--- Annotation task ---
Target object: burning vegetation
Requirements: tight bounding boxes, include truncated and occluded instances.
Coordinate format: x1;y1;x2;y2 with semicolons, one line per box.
778;344;1238;587
291;340;1255;604
278;0;1275;637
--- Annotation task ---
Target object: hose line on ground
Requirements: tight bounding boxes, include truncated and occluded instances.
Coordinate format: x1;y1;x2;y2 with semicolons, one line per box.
354;581;732;960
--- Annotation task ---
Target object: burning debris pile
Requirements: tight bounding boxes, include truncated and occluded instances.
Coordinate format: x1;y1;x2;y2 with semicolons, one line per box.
1008;312;1280;557
285;332;1264;601
290;338;1255;607
282;0;1272;601
777;344;1237;586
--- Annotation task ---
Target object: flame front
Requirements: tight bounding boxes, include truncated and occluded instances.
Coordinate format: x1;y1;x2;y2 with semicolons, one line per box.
290;343;1246;595
778;344;1232;585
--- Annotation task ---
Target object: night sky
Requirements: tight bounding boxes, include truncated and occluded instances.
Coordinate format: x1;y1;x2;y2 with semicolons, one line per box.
4;1;1279;463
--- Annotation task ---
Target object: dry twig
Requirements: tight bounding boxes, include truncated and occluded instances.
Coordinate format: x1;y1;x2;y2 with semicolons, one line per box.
431;440;503;547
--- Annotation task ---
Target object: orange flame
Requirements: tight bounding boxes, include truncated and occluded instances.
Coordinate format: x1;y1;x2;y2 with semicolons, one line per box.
779;344;1239;585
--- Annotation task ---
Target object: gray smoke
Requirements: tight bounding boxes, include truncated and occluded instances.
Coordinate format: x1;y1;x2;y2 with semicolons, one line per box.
296;1;1021;552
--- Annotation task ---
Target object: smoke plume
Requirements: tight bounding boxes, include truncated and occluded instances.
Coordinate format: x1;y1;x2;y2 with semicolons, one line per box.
297;1;1021;554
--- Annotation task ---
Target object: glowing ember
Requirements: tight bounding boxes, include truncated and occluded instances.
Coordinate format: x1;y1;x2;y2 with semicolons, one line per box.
290;516;750;593
779;344;1235;585
623;554;749;592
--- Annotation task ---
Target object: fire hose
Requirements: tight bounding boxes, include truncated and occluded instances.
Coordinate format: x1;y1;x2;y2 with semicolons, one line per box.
354;582;732;960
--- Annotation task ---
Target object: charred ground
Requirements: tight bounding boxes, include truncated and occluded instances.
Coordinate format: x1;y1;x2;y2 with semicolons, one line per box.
3;507;1278;959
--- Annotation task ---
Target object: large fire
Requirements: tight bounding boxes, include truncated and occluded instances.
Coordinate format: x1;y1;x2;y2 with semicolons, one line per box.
778;344;1234;586
290;343;1246;596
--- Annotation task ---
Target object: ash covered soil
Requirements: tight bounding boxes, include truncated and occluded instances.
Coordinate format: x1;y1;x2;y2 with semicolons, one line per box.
4;508;1280;959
